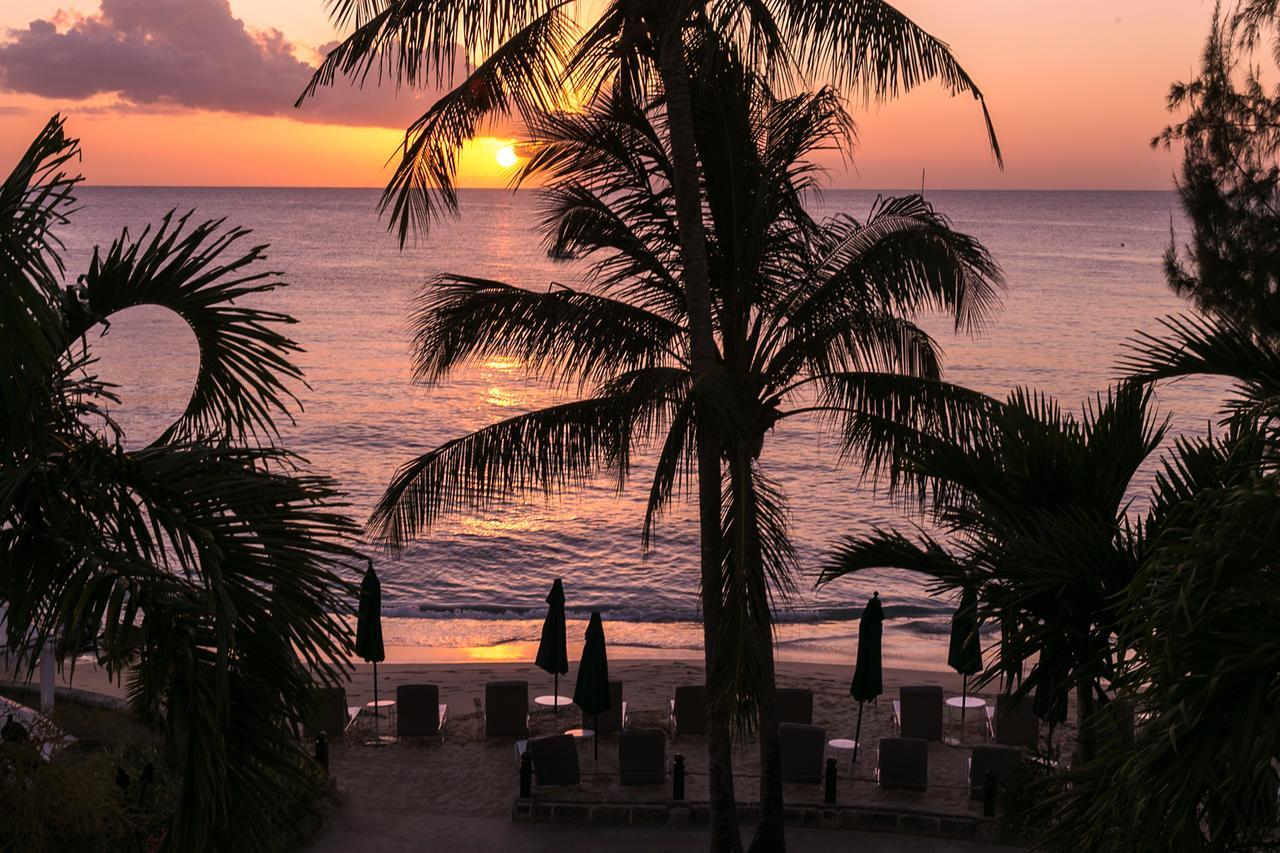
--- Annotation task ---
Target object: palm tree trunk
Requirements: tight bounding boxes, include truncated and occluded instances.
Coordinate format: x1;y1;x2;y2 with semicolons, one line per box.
731;450;786;853
657;31;741;853
748;568;785;851
699;432;741;853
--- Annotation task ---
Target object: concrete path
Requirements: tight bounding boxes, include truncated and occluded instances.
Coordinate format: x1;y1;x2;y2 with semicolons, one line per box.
304;811;1020;853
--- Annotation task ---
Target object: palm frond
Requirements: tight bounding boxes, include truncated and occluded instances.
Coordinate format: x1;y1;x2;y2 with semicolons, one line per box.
376;9;573;244
1123;313;1280;425
818;526;963;586
641;396;697;549
75;211;305;444
0;115;80;414
769;0;1002;165
369;381;686;548
411;274;687;389
809;371;1000;486
302;0;559;97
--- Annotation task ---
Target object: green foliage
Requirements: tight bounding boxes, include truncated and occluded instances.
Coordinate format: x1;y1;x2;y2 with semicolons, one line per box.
0;690;171;853
0;744;142;853
820;382;1166;759
0;117;358;851
1156;4;1280;337
1040;442;1280;852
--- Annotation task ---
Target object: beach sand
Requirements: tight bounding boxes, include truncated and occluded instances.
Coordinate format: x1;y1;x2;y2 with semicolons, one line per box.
19;651;1074;836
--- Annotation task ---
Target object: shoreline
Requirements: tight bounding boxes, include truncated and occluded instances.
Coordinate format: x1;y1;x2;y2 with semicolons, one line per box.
21;654;970;710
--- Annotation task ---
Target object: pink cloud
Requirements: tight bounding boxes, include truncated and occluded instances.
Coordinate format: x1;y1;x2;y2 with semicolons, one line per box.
0;0;456;129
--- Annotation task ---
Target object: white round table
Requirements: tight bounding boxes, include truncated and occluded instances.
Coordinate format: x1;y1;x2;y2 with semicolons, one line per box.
828;737;860;771
563;728;594;740
363;699;397;744
945;695;986;743
365;698;396;718
534;694;574;709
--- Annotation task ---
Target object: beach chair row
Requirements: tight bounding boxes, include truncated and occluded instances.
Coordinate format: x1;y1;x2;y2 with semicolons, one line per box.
302;680;817;739
306;681;1041;746
514;722;1023;801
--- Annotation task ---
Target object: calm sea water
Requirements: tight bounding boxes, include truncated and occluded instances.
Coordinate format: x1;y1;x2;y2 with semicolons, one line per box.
64;188;1227;667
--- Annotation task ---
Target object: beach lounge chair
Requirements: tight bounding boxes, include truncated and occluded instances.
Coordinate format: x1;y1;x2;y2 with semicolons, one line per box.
776;688;814;726
525;734;581;786
619;729;666;785
986;695;1039;749
779;723;826;784
892;685;944;741
582;680;627;735
877;737;929;792
968;744;1023;799
396;684;448;738
485;680;530;738
670;685;707;737
304;686;360;738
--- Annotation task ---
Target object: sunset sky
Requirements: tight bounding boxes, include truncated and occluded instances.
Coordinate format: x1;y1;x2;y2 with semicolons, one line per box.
0;1;1214;189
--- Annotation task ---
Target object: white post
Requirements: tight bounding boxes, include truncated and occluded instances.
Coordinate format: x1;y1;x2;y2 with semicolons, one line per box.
39;640;55;713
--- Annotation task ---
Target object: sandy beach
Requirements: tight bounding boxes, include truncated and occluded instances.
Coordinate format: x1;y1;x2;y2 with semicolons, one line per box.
15;649;1071;850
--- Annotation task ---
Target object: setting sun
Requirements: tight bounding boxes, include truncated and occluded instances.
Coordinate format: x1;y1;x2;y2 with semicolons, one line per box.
495;144;518;169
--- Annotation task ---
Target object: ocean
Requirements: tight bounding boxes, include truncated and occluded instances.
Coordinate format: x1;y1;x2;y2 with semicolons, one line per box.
64;187;1228;668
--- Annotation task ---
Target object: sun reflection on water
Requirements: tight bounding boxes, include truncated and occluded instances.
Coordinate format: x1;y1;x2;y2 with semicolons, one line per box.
485;385;523;407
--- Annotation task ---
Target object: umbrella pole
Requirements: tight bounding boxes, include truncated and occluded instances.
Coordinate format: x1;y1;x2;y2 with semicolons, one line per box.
852;701;864;771
373;660;380;743
554;673;558;717
960;674;967;742
594;713;599;762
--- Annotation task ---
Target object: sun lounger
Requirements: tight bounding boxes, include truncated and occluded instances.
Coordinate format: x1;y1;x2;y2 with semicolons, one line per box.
619;729;666;785
396;684;448;737
304;686;359;738
525;733;581;786
582;680;627;734
892;685;944;741
485;680;530;738
776;688;814;726
985;695;1039;749
670;685;707;737
877;737;929;792
968;744;1023;799
779;722;826;784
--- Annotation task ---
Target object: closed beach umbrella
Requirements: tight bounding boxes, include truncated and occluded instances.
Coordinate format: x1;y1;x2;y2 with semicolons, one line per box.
573;611;610;760
356;561;386;742
848;592;884;770
535;578;569;715
947;586;983;735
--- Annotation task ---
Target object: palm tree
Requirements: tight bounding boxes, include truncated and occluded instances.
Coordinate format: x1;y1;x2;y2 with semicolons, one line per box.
820;381;1168;763
1;117;360;851
1032;426;1280;853
364;42;999;847
303;5;999;845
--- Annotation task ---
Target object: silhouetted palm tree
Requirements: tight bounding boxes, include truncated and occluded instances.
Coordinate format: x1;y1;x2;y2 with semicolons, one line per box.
0;117;359;851
1034;424;1280;853
366;44;999;846
302;6;998;845
820;381;1168;763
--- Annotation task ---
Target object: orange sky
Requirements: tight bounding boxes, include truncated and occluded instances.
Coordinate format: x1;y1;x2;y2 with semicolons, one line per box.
0;1;1214;189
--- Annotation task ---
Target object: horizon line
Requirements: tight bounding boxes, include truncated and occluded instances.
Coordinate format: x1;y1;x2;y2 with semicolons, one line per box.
76;184;1178;193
